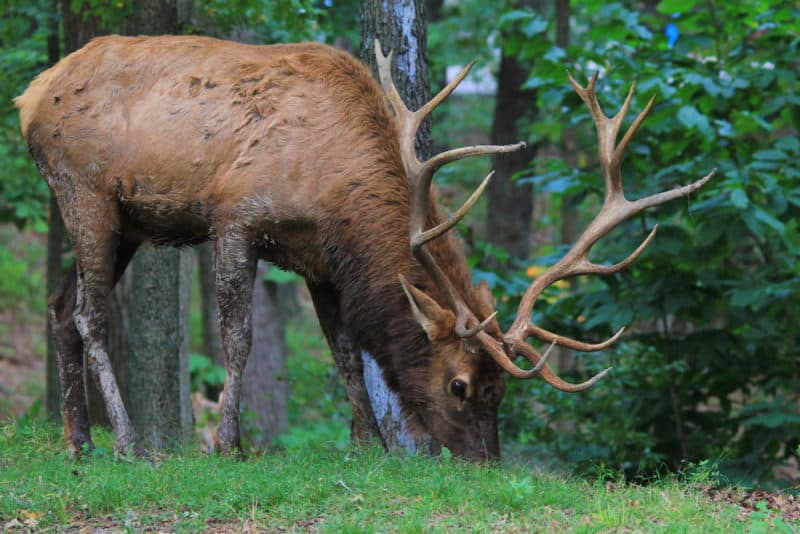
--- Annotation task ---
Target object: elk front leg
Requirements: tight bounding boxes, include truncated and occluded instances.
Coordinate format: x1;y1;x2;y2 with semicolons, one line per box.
214;234;257;455
307;282;383;447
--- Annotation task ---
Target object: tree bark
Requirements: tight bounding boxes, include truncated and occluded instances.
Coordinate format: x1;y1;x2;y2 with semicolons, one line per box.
359;0;432;159
117;0;193;449
358;0;439;455
126;246;193;448
197;243;224;368
240;262;289;449
486;1;540;269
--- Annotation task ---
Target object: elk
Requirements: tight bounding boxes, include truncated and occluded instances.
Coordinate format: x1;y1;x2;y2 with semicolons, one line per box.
17;34;713;461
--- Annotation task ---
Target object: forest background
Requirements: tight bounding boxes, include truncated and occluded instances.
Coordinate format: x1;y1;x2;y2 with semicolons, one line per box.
0;0;797;492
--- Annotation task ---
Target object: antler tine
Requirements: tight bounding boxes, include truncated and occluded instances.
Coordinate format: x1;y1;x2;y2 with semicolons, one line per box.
483;71;714;389
418;60;477;123
374;40;411;119
477;331;611;390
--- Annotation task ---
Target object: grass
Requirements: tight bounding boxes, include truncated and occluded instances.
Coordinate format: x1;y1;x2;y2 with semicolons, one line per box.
1;422;795;532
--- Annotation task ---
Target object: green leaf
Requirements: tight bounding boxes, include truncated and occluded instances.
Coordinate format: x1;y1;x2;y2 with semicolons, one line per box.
656;0;700;15
752;149;787;161
730;189;749;209
497;9;533;26
522;17;548;38
264;268;301;284
742;412;800;428
677;106;713;137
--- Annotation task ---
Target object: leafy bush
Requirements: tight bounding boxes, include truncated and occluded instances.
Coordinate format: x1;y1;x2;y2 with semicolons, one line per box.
478;0;799;486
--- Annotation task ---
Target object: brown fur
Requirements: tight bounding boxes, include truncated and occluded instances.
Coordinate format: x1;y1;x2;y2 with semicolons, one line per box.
17;35;504;459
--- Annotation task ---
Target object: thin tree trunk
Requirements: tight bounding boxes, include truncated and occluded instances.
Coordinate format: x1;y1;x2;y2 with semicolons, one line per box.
119;0;192;449
358;0;439;455
556;0;578;373
240;262;289;449
486;1;540;268
197;243;224;368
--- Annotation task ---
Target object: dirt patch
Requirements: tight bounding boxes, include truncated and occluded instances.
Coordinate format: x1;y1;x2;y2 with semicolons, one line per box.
3;513;327;533
704;486;800;523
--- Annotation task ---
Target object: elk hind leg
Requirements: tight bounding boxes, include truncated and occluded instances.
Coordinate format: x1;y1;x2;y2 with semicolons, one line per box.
70;205;143;457
50;233;140;457
49;265;91;455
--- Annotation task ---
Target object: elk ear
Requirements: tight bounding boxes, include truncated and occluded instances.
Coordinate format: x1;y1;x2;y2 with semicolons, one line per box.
399;274;455;341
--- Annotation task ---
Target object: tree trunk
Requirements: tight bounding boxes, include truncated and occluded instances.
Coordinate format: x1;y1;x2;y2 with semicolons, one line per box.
44;0;62;422
486;1;539;269
240;262;289;449
556;0;578;373
359;0;432;159
358;0;439;455
117;0;193;449
126;246;193;448
197;243;224;368
61;1;110;428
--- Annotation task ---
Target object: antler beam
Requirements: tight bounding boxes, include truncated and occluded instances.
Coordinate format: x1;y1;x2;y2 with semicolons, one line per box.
374;40;524;332
495;72;715;387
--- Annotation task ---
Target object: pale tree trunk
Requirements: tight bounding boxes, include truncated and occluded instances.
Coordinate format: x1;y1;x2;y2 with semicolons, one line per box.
486;0;540;270
116;0;192;449
240;262;289;449
358;0;439;455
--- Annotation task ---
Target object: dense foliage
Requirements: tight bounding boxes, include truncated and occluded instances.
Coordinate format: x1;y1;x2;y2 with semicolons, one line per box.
447;0;798;486
0;0;797;488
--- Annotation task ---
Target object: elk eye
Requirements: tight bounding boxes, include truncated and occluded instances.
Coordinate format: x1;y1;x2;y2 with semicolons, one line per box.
449;378;467;400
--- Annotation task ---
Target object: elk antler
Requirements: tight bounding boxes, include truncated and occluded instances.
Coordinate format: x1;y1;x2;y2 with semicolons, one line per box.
374;40;525;336
490;72;716;391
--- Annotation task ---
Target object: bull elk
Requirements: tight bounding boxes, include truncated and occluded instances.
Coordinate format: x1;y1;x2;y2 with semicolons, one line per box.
16;34;713;460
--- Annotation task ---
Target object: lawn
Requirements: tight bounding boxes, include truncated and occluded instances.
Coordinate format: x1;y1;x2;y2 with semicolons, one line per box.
1;422;795;532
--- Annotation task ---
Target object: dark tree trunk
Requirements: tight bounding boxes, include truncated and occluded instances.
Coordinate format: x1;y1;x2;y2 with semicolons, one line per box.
486;1;539;268
117;0;193;449
123;1;180;34
44;0;62;422
358;0;439;455
197;243;224;368
240;262;289;449
556;0;578;373
61;1;110;428
125;247;193;447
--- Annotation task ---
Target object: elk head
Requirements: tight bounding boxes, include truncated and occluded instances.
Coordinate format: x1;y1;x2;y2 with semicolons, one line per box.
375;41;715;460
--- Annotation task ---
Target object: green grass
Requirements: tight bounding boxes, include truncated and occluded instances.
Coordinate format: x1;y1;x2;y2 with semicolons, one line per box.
1;422;794;532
